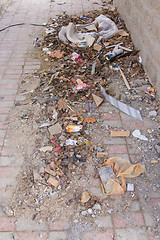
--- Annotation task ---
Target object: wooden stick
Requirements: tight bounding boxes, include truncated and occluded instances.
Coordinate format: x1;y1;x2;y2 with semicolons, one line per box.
119;67;131;90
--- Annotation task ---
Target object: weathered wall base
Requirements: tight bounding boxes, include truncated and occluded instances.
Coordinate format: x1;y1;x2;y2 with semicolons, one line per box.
113;0;160;95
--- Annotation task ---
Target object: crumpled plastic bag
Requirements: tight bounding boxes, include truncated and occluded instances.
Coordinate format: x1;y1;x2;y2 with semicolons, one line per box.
99;157;146;195
93;14;118;43
102;178;124;195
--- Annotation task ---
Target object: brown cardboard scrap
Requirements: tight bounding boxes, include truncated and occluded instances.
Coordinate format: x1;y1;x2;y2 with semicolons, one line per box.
47;177;59;188
110;130;130;137
48;123;62;136
92;93;103;107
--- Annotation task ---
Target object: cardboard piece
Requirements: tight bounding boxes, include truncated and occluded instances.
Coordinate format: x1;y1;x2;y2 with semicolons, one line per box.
48;123;62;136
110;130;130;137
45;166;56;177
47;177;59;188
39;146;53;152
92;93;103;107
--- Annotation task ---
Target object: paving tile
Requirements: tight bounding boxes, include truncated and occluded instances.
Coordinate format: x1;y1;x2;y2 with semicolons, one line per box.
0;101;14;108
94;215;113;228
0;167;20;178
16;217;48;231
49;231;67;240
82;230;114;240
0;217;16;231
14;232;48;240
108;144;128;154
0;232;14;240
115;227;148;240
49;220;70;231
0;156;17;166
113;216;128;228
143;213;155;226
101;112;121;121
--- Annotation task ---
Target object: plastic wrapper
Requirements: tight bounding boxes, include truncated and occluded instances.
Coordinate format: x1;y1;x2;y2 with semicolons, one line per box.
98;157;146;195
65;139;77;146
66;125;83;133
93;14;118;43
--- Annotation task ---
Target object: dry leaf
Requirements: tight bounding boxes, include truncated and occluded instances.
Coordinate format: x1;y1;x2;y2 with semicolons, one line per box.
86;117;96;123
93;43;102;51
147;129;152;134
118;30;129;37
57;99;68;111
59;76;69;82
50;50;64;58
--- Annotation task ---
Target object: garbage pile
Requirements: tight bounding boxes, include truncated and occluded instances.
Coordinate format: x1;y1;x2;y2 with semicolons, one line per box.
27;8;159;198
15;7;160;208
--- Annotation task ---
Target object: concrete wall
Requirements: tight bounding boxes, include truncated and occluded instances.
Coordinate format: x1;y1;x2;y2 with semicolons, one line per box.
113;0;160;95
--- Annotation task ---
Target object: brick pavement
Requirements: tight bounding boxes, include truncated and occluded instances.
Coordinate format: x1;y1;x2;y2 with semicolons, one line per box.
0;0;159;239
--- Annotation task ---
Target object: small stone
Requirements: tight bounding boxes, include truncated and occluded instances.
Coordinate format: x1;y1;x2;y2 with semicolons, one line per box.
73;219;78;223
88;208;93;214
127;183;134;192
105;125;109;130
155;144;160;154
39;167;44;174
69;151;74;157
97;147;103;152
92;203;102;211
149;111;157;117
59;134;66;140
50;192;58;198
81;192;90;205
81;211;88;216
107;209;112;214
33;171;40;182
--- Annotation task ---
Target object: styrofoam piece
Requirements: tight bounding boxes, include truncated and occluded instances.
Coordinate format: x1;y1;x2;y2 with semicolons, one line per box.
132;130;148;141
66;22;95;47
